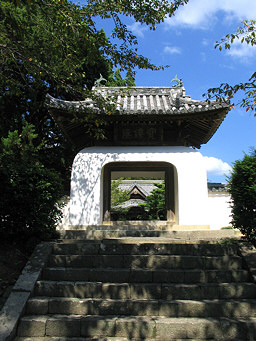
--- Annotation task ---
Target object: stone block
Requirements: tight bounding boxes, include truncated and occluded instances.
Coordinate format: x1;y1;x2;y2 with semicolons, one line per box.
46;316;81;337
53;242;100;255
184;270;206;284
98;255;124;268
200;284;219;299
99;242;135;255
246;318;256;340
219;283;256;299
161;284;201;300
218;301;256;318
181;256;204;269
80;316;116;337
187;317;246;340
13;242;52;292
56;281;78;297
17;316;47;337
155;317;187;339
205;256;234;270
65;255;92;267
0;291;30;340
130;270;152;283
79;242;101;255
125;255;148;269
75;281;102;298
43;268;89;281
34;280;60;297
89;269;129;283
26;298;49;315
159;300;207;318
47;255;66;267
129;300;159;316
115;316;155;339
48;298;92;315
130;283;161;300
102;283;130;299
153;270;184;283
94;299;129;316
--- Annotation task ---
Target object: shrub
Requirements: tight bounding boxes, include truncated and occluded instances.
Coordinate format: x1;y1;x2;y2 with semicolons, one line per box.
228;149;256;245
0;122;64;242
139;182;166;220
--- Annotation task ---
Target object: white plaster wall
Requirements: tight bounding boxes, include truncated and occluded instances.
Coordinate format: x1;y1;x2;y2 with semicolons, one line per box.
208;195;232;230
69;146;209;226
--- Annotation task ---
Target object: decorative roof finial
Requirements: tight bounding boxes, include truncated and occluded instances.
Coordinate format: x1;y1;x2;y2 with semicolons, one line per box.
94;74;107;87
171;75;183;87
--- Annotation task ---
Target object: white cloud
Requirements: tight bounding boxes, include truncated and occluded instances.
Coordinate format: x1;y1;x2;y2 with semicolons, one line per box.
127;22;148;38
226;39;256;61
165;0;256;29
202;39;210;46
203;156;232;176
163;46;182;54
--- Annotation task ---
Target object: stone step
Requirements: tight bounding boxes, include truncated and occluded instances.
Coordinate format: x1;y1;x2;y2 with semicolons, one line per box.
59;229;240;240
26;297;256;318
35;281;256;300
52;241;239;256
15;338;136;341
47;254;242;270
14;335;250;341
14;338;219;341
17;315;256;339
42;267;250;283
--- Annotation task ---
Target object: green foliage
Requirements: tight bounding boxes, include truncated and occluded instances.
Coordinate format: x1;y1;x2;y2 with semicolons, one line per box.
139;182;166;220
111;178;130;207
0;0;187;241
0;122;64;242
205;20;256;115
228;149;256;244
106;69;136;87
1;0;188;97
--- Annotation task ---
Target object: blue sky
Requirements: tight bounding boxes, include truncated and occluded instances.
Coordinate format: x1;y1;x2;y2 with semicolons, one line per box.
79;0;256;182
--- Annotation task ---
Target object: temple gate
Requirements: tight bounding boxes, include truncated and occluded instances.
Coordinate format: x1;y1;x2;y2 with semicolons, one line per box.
46;85;230;229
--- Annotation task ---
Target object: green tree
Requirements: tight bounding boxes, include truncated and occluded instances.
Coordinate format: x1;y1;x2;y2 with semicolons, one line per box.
228;149;256;244
111;178;130;207
106;69;136;87
0;0;188;241
206;20;256;115
0;122;63;242
1;0;188;175
140;182;166;220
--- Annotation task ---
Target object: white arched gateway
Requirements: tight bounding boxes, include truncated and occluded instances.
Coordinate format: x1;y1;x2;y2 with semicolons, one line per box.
46;85;230;229
69;146;209;227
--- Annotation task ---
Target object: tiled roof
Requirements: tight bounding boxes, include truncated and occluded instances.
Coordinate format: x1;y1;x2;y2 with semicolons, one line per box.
94;86;229;115
45;86;230;149
46;86;229;116
117;180;163;197
112;199;146;210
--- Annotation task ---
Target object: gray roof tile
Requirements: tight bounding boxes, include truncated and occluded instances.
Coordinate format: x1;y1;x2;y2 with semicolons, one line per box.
46;86;229;116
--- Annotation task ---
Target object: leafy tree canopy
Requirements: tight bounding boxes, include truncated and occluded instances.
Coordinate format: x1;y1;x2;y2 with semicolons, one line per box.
0;0;189;167
205;20;256;115
1;0;188;241
0;122;63;242
1;0;188;98
139;182;166;220
228;149;256;245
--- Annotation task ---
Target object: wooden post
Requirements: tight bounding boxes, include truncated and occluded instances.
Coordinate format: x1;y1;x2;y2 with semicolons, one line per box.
103;165;111;222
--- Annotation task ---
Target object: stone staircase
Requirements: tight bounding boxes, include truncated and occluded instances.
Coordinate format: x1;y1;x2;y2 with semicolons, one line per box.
15;230;256;340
